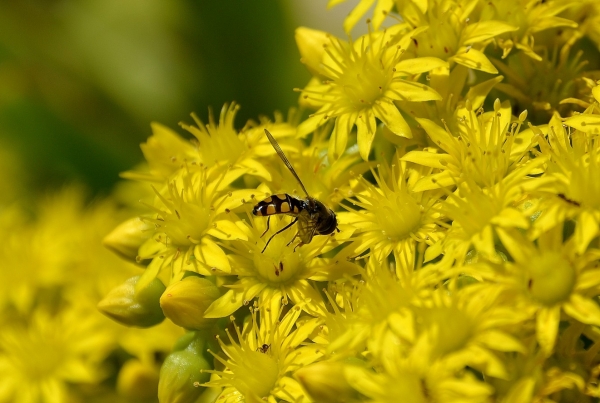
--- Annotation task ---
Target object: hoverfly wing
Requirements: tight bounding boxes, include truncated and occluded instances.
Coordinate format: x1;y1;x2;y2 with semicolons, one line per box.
296;209;317;244
264;129;310;198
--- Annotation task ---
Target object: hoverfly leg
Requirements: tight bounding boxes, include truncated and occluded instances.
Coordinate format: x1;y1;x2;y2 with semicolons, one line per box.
260;217;271;238
261;218;298;253
335;226;340;233
293;242;304;252
286;231;299;247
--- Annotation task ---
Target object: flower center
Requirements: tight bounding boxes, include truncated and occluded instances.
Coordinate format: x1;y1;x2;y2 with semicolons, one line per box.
412;15;458;59
232;350;279;398
253;221;304;284
376;193;422;241
162;203;210;246
423;307;472;357
335;40;392;110
527;251;575;306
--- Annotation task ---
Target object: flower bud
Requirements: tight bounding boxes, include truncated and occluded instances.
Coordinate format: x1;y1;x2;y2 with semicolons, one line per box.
158;334;212;403
160;276;221;330
294;361;358;402
98;275;166;327
117;359;160;399
103;217;152;261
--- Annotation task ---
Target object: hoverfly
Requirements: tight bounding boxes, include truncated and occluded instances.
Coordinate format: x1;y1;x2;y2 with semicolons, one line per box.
253;129;338;253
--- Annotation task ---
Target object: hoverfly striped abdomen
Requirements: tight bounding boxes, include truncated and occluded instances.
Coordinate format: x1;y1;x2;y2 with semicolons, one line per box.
252;194;304;217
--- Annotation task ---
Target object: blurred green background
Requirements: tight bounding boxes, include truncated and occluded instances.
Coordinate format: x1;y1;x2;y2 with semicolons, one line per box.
0;0;356;199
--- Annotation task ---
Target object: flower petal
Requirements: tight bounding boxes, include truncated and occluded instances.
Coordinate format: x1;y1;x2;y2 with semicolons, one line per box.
298;111;326;137
207;220;248;241
373;100;411;138
536;305;560;356
194;238;231;274
414;117;454;152
356;110;377;160
204;282;266;318
451;47;498;74
564;114;600;135
286;280;327;316
394;57;448;75
465;75;504;110
477;330;525;353
402;150;455;170
386;79;442;102
329;112;353;162
574;210;599;253
563;294;600;326
461;21;518;45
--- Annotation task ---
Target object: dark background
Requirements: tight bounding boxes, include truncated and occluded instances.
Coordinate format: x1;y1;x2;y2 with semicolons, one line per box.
0;0;357;198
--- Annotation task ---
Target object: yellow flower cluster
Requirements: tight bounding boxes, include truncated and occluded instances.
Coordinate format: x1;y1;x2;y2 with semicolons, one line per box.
98;0;600;402
0;187;183;403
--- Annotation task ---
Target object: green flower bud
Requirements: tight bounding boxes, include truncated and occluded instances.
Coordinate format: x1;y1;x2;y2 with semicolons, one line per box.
103;217;152;261
117;359;160;399
294;361;358;403
98;275;165;327
160;276;221;330
158;334;212;403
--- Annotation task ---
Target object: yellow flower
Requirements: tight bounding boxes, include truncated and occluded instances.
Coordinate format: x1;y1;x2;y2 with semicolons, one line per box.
344;335;494;403
414;285;526;379
435;175;534;260
326;253;446;356
477;0;578;60
180;103;292;181
492;227;600;356
124;103;287;183
493;38;594;122
396;0;518;73
403;99;537;191
296;26;445;160
327;0;394;33
0;308;113;403
0;187;140;313
575;0;600;50
341;158;445;264
136;166;253;287
532;110;600;251
204;211;357;319
203;304;323;402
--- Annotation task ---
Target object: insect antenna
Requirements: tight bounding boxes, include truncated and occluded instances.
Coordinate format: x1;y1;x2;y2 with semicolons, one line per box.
264;129;310;197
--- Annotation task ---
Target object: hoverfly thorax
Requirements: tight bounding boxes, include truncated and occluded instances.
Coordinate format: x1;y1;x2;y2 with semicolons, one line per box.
253;129;339;253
